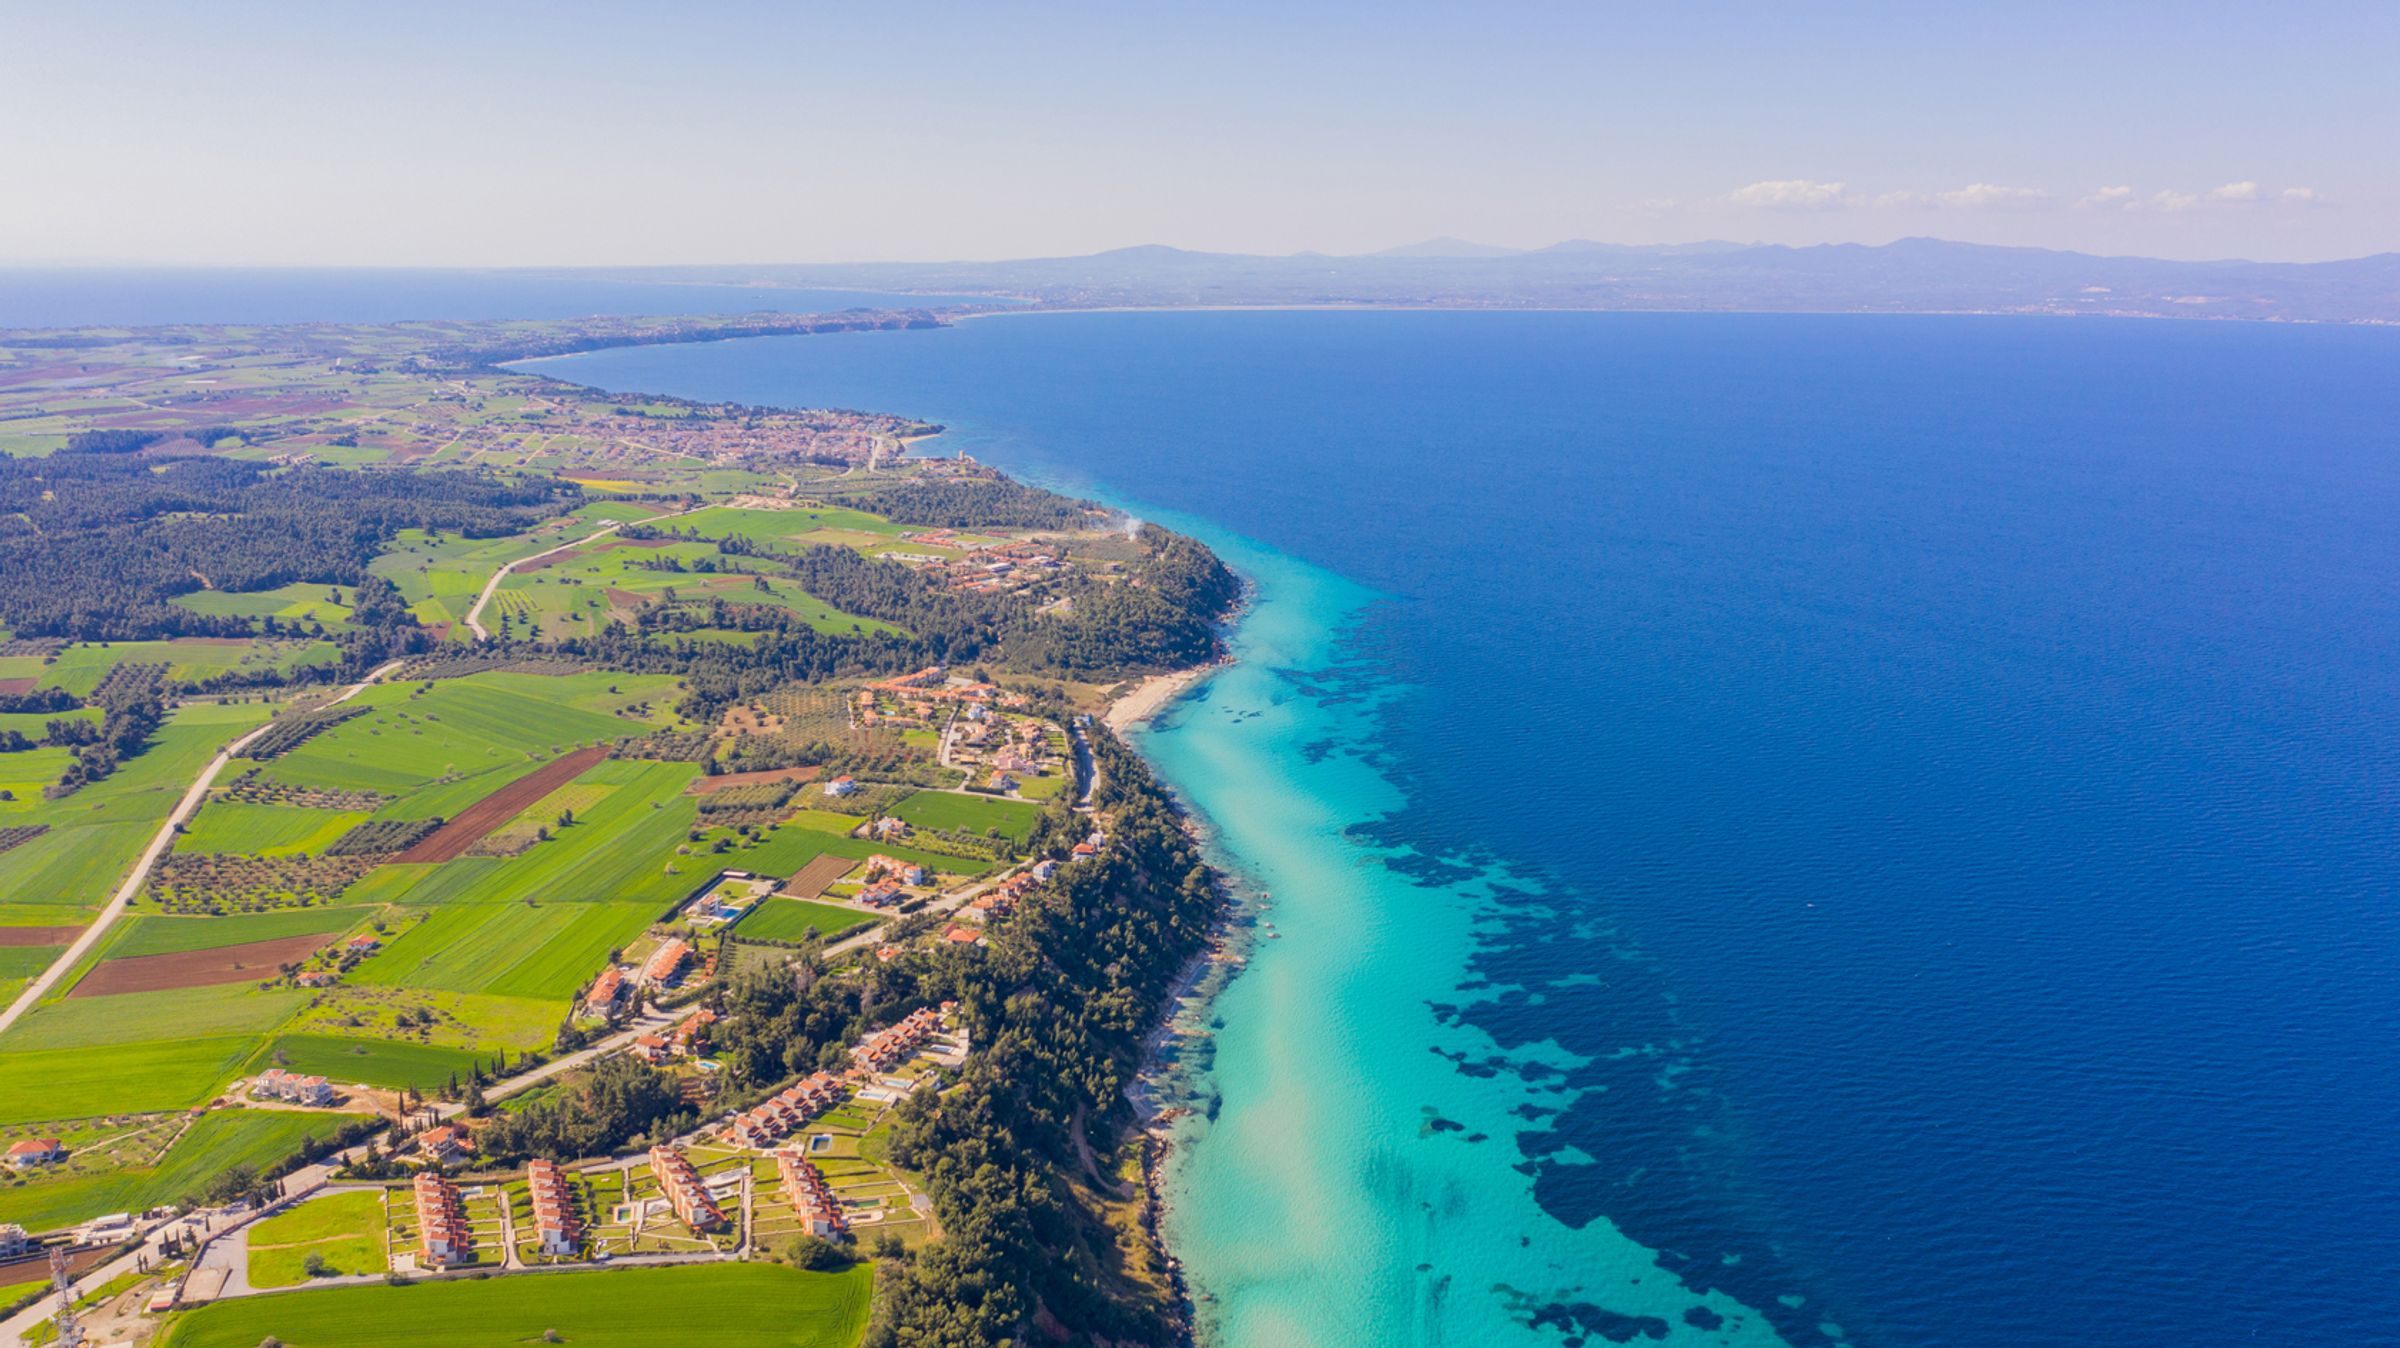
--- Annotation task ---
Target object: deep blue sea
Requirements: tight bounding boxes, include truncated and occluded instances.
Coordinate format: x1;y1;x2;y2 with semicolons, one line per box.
0;268;996;328
533;311;2400;1347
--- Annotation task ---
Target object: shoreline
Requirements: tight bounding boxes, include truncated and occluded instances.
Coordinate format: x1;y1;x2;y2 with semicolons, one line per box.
1104;585;1260;1346
1103;663;1217;734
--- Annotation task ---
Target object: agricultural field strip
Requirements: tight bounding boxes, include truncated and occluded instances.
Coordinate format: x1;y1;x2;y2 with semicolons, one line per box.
0;659;403;1039
463;504;695;639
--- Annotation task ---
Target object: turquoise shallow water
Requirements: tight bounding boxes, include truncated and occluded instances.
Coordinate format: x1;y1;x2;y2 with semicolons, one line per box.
534;310;2400;1348
1128;528;1792;1346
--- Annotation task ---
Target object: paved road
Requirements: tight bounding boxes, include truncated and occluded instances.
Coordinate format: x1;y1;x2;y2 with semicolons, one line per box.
0;659;405;1039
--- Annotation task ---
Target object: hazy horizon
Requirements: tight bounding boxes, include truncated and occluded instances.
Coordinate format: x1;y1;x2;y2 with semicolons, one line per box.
7;231;2397;275
7;1;2395;269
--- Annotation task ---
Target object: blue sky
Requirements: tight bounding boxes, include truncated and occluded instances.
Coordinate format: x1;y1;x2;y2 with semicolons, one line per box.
4;1;2392;265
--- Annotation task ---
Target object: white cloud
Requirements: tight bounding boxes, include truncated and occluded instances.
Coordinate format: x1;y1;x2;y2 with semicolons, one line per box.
2079;185;2138;210
2277;186;2322;206
2207;180;2263;204
2152;189;2200;212
1875;183;2049;211
1727;179;1851;210
1934;182;2050;210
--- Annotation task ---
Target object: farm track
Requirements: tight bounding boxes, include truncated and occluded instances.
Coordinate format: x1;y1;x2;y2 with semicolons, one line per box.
0;658;405;1039
461;505;698;640
392;744;611;864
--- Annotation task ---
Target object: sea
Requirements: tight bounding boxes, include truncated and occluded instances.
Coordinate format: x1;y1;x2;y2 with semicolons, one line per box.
20;276;2397;1346
531;311;2400;1348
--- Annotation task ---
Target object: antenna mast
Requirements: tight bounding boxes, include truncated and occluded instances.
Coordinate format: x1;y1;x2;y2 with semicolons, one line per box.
48;1247;86;1348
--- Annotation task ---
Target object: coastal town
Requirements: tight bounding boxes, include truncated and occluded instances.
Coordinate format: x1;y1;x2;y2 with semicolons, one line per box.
0;303;1237;1347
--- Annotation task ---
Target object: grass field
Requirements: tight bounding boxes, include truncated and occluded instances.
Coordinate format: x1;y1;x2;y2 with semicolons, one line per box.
889;790;1042;845
491;533;907;642
680;503;910;543
172;583;357;634
369;523;589;633
694;818;985;884
101;907;373;960
0;1035;260;1125
246;1189;388;1289
2;701;275;925
2;985;305;1052
262;673;661;801
284;988;557;1054
174;801;368;857
252;1034;491;1092
0;707;98;739
349;899;660;1001
162;1261;875;1348
0;1108;370;1233
735;898;874;944
0;638;339;697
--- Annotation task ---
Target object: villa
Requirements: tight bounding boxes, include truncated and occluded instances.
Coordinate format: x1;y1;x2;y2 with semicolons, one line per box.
732;1071;844;1147
642;937;692;986
775;1150;846;1236
417;1123;472;1167
851;1005;948;1072
414;1172;470;1267
526;1158;580;1256
648;1145;725;1231
585;966;627;1014
6;1139;63;1169
251;1069;337;1107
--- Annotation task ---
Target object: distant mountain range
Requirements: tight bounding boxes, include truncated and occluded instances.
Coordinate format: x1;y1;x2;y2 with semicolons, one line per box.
579;238;2400;324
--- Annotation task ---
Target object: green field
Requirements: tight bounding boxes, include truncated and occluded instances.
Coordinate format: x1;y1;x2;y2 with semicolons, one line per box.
285;988;558;1055
889;789;1042;845
172;583;357;634
175;801;368;857
0;638;339;697
734;898;874;944
0;707;98;739
0;1035;261;1125
3;986;306;1052
490;533;906;643
0;946;59;979
251;1034;491;1092
680;503;910;543
2;701;275;925
162;1262;875;1348
246;1189;388;1289
263;673;669;800
693;818;984;884
102;907;373;960
0;1108;370;1234
349;899;660;1001
368;524;588;633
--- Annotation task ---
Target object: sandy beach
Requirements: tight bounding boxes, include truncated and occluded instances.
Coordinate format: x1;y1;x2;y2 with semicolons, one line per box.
1104;664;1214;732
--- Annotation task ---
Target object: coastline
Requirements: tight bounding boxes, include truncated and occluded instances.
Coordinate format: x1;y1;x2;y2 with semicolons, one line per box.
1105;663;1217;733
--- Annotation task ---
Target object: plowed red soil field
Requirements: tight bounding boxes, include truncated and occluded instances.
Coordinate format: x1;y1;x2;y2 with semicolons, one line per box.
70;931;338;996
0;925;81;947
393;744;611;864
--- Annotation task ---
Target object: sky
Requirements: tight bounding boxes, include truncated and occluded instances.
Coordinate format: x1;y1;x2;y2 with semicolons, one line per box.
4;1;2395;267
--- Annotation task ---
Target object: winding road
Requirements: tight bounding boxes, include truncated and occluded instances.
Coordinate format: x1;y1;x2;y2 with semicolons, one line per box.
460;505;698;640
